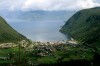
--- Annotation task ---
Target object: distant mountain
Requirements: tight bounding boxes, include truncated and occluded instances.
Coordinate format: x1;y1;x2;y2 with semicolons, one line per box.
60;7;100;44
0;16;27;43
18;11;75;21
0;10;75;21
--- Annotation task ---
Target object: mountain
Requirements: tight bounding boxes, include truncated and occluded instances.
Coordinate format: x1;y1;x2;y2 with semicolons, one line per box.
18;11;75;21
0;10;75;21
60;7;100;44
0;16;27;43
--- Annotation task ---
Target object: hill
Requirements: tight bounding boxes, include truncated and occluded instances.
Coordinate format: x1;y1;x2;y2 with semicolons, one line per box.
60;7;100;44
0;10;75;21
0;16;27;43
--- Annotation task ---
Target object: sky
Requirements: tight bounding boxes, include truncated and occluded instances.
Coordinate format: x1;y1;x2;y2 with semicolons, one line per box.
0;0;100;11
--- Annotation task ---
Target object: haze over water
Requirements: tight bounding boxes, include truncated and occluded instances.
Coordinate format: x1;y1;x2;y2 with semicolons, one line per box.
7;19;68;42
0;0;100;42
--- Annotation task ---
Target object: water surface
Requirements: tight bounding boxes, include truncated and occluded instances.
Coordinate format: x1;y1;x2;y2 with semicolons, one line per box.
7;19;68;42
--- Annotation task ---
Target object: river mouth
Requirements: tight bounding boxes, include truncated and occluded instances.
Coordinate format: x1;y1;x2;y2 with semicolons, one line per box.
7;19;68;42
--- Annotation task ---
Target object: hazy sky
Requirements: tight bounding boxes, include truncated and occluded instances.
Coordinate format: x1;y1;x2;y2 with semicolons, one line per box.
0;0;100;11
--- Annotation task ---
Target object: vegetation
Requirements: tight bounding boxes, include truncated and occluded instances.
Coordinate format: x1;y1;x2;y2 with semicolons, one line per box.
0;41;95;66
0;16;27;43
60;7;100;44
60;7;100;66
0;7;100;66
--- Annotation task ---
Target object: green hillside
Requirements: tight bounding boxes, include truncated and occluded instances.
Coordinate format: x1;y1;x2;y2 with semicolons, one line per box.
60;7;100;44
0;16;27;43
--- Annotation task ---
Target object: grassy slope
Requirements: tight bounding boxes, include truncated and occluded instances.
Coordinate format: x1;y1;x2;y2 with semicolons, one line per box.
59;7;100;66
60;7;100;44
0;16;27;43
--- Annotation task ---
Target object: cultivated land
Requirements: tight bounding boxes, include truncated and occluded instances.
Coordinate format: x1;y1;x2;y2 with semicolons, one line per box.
0;40;96;66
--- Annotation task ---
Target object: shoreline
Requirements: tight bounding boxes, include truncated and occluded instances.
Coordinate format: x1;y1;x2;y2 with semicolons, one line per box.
0;39;77;48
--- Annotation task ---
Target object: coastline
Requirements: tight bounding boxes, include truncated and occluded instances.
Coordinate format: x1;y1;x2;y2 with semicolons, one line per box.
0;39;77;48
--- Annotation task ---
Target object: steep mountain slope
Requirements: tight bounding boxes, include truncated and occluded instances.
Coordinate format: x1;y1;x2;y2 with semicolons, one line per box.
0;16;27;43
60;7;100;44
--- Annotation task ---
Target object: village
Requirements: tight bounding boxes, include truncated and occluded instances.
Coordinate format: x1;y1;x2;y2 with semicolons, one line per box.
0;39;78;60
0;39;94;66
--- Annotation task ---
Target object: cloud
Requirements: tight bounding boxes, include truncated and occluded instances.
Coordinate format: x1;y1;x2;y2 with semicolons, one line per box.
0;0;100;11
0;0;24;11
65;0;100;11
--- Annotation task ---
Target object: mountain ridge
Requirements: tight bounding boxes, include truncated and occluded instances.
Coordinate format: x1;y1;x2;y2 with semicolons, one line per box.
0;16;27;43
0;10;75;21
60;7;100;44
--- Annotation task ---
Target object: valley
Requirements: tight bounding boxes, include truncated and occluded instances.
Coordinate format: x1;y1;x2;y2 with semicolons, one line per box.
0;7;100;66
